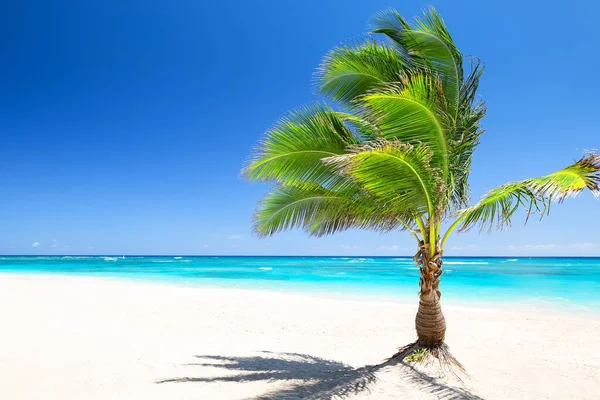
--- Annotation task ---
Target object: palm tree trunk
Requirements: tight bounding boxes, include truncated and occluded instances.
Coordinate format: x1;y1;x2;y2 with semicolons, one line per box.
413;243;446;348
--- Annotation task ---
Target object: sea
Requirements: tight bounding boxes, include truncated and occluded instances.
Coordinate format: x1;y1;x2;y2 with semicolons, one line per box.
1;255;599;311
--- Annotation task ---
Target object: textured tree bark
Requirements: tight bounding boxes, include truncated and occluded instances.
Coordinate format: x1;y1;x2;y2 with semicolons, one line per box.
413;241;446;348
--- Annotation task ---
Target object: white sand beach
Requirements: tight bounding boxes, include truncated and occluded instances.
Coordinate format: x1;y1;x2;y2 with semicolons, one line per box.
0;274;599;399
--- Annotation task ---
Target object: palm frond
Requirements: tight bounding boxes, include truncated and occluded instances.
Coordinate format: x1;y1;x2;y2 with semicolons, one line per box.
527;153;600;199
317;40;408;104
243;104;360;186
360;74;450;180
372;7;462;118
446;58;486;210
370;8;411;46
332;112;380;141
253;184;409;237
454;153;600;233
324;140;441;215
455;182;541;233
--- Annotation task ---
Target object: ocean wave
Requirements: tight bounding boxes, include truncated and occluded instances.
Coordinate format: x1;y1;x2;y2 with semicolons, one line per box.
507;259;518;262
174;257;183;259
259;267;272;271
61;256;93;259
103;257;118;261
444;261;488;265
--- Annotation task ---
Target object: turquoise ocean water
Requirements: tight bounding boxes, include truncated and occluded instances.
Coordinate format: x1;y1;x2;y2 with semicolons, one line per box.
1;256;599;311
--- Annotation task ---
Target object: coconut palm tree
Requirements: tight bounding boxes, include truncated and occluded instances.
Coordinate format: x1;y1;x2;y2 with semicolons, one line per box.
242;7;600;356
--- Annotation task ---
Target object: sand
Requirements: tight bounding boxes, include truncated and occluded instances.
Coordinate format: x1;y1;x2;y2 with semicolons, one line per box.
0;274;598;399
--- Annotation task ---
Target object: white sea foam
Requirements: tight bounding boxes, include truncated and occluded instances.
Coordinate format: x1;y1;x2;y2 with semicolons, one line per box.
444;261;488;265
507;259;518;262
61;256;93;259
259;267;272;271
103;257;118;261
174;257;183;259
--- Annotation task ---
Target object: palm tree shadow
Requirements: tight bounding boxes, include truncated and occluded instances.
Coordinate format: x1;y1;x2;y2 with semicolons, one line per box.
156;349;484;399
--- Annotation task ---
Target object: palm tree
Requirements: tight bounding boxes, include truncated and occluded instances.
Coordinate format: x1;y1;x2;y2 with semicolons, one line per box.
242;7;599;356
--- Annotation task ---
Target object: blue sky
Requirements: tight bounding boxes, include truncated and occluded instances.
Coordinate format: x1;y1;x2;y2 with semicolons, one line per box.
1;0;598;256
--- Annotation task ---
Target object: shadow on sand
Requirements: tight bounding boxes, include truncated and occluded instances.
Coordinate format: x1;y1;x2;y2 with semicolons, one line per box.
156;349;484;399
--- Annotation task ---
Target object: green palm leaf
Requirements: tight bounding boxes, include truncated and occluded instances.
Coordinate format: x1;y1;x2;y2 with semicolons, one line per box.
254;184;407;237
451;153;600;234
243;104;359;186
446;60;486;209
331;112;380;141
325;140;440;215
360;74;450;180
372;7;462;118
318;40;408;104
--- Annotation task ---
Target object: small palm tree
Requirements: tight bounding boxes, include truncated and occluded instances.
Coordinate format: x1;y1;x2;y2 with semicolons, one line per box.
243;7;599;356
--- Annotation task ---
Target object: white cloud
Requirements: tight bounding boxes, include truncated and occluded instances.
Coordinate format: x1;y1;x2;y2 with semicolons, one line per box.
229;234;243;240
509;243;596;250
52;240;59;248
525;244;557;250
447;245;478;252
571;243;595;248
63;245;70;249
32;242;40;248
378;245;399;251
203;244;209;248
340;244;358;250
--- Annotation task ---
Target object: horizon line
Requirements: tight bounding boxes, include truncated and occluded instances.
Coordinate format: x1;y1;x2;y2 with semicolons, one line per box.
1;254;600;258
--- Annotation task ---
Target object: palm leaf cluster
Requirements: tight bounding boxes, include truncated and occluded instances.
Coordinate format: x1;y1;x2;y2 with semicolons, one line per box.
243;7;600;254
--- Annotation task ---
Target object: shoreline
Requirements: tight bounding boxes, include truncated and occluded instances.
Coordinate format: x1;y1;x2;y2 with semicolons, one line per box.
1;271;598;317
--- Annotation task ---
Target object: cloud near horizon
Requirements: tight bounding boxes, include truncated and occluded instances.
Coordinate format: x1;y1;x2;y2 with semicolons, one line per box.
509;243;596;250
448;245;478;251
